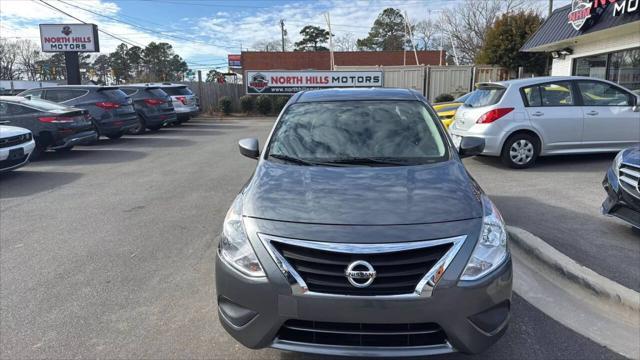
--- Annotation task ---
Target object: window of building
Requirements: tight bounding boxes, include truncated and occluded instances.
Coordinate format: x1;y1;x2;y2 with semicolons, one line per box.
573;47;640;91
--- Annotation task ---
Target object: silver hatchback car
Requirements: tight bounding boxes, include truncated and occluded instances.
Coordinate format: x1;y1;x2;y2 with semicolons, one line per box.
449;76;640;168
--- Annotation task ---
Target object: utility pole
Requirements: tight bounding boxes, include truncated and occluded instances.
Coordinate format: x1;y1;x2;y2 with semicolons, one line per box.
280;19;286;52
324;13;334;70
548;0;553;17
404;11;419;66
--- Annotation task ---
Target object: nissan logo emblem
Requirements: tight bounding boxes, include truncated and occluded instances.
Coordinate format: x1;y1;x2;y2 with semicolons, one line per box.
345;260;376;288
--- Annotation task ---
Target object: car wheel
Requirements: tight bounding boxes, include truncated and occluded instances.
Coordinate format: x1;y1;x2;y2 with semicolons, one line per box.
107;132;124;140
130;116;146;135
30;144;45;160
501;133;539;169
54;146;74;152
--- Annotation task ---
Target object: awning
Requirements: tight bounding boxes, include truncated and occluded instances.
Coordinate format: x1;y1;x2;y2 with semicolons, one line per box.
521;3;640;52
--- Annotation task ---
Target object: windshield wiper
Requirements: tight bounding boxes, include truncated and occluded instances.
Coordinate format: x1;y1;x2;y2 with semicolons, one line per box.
269;154;315;166
323;157;412;166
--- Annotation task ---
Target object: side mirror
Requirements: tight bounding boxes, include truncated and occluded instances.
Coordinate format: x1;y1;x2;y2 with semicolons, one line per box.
238;138;259;159
633;96;640;112
458;137;485;158
24;95;32;100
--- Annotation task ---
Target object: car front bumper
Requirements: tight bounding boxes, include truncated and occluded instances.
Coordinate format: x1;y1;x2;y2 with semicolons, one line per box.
215;240;512;357
0;139;36;172
602;168;640;229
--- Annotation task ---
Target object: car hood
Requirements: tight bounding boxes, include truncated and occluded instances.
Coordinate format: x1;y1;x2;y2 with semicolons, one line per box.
242;160;483;225
0;125;31;137
622;145;640;165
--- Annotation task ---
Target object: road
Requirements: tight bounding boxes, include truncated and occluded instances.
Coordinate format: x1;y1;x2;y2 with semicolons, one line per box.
0;117;627;359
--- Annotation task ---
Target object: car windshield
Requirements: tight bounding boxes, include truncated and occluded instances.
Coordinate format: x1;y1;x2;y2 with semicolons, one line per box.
267;101;448;166
464;86;505;107
19;98;70;111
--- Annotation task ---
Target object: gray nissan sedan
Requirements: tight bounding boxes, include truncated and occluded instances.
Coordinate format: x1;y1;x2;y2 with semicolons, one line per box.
215;88;512;357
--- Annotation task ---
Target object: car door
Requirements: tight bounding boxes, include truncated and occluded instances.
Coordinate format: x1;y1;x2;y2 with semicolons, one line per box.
521;81;583;153
576;80;640;150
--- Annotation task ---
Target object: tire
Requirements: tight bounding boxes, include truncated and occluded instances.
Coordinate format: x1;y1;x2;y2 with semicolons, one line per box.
30;144;45;160
500;133;540;169
129;116;146;135
54;146;74;152
107;132;124;140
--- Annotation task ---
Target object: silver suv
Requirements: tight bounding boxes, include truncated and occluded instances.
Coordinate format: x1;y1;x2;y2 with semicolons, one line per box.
449;76;640;168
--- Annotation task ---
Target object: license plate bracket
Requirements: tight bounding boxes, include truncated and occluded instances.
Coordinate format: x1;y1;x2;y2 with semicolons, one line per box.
8;148;24;160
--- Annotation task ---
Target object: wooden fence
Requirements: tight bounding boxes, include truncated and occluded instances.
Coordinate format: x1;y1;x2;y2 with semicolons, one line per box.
178;81;244;113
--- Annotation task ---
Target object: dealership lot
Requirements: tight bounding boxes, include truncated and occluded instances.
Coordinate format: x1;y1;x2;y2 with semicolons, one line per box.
0;117;631;359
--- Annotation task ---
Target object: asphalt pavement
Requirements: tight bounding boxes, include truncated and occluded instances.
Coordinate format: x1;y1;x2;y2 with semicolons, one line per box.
0;117;628;359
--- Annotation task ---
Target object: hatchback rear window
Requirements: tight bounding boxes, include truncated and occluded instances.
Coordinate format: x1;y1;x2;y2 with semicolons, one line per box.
464;87;506;107
101;89;129;101
146;88;169;98
162;87;192;96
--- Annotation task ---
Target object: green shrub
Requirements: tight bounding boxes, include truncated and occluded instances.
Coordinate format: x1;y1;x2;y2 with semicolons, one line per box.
273;95;291;114
218;96;232;114
239;95;255;113
435;93;454;103
256;95;272;115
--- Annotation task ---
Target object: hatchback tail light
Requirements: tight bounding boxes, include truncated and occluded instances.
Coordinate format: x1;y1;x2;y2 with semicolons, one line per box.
175;96;187;105
38;116;75;123
476;108;514;124
144;98;165;106
95;101;120;110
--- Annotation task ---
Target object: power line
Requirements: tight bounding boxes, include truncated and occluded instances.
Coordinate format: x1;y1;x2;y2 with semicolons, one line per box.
34;0;145;48
56;0;241;49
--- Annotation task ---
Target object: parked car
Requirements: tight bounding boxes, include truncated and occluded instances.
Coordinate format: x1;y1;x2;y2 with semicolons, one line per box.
449;76;640;168
0;96;97;157
18;85;138;140
144;83;198;122
0;125;36;172
119;85;178;134
215;88;512;357
603;145;640;229
433;92;473;128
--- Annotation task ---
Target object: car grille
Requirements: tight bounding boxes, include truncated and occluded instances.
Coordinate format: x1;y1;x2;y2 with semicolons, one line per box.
0;155;28;169
619;163;640;197
270;240;452;296
0;133;31;148
277;320;448;347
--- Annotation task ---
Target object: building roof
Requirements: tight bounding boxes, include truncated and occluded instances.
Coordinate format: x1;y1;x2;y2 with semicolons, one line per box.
241;50;444;71
521;3;640;52
295;88;419;103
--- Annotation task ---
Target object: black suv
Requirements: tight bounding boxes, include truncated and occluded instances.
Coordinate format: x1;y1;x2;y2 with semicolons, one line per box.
19;86;138;140
119;85;178;134
0;96;97;157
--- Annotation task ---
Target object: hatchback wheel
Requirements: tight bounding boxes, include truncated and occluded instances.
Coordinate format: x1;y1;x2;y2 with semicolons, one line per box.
501;134;539;169
130;116;146;135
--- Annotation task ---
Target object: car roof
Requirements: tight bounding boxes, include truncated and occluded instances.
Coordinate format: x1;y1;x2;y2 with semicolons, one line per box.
479;76;616;88
295;88;419;103
128;82;186;88
21;85;118;90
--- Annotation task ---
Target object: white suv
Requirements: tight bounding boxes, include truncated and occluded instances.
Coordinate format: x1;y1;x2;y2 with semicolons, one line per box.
449;76;640;168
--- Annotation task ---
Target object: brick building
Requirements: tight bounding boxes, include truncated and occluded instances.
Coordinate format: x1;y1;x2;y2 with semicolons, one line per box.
238;50;445;72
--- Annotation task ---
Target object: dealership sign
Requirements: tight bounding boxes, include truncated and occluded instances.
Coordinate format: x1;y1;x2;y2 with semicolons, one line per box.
39;24;99;52
245;71;383;95
228;54;241;67
568;0;639;30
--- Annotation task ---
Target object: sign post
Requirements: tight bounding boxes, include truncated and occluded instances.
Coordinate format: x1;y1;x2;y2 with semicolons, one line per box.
39;24;99;85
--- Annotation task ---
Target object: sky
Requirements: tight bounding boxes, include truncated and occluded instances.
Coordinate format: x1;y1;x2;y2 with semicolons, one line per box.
0;0;572;72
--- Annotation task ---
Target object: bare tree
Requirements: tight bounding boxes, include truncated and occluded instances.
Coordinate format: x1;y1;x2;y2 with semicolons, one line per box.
413;19;438;50
16;40;43;81
334;33;357;52
438;0;525;64
0;39;20;80
251;39;289;52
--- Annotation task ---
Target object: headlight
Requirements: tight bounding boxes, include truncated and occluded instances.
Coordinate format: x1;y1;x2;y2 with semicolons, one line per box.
461;195;508;281
612;150;624;174
219;194;265;277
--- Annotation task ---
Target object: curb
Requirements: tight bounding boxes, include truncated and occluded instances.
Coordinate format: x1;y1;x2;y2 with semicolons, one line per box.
507;226;640;313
